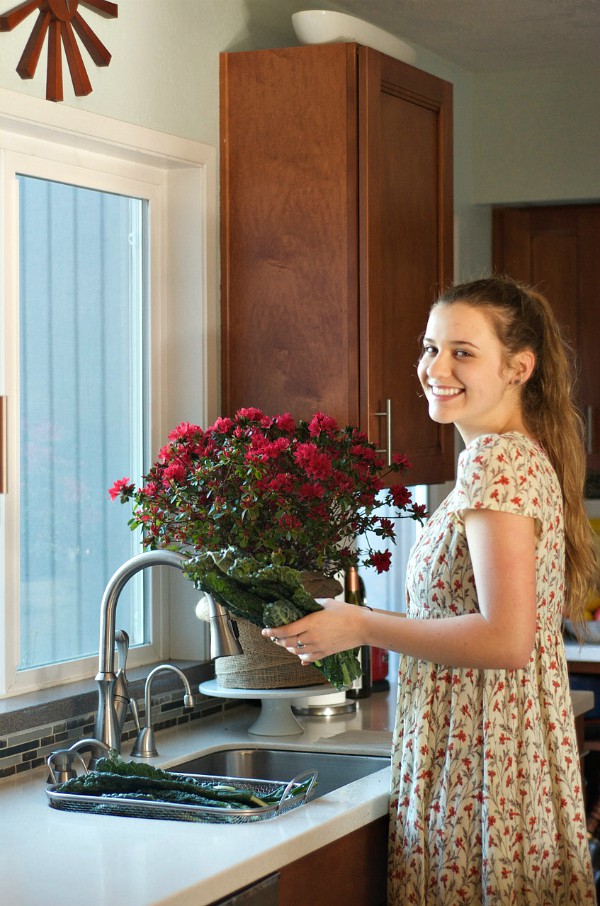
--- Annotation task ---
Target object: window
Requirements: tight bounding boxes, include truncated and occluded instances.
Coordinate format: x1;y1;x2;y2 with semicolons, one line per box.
18;175;148;671
0;90;216;696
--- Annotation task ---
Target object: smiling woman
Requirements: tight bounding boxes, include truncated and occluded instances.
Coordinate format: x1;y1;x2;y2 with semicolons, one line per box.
268;276;599;903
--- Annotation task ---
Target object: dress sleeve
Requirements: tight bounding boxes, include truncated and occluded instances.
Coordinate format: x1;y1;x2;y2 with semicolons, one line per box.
450;434;546;532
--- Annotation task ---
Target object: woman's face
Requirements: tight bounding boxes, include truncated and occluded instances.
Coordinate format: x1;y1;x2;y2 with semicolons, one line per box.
417;302;526;444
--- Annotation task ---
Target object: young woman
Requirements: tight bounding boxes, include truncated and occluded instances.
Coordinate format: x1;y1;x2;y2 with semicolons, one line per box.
264;277;598;904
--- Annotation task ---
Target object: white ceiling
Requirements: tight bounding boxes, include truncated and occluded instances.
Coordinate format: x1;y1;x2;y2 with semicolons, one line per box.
289;1;600;70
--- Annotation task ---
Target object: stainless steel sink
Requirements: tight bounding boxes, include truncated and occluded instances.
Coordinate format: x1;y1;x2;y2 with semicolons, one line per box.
170;747;390;800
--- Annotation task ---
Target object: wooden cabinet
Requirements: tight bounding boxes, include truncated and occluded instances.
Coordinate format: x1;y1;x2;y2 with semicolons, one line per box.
278;815;388;905
220;43;454;486
216;817;388;905
493;204;600;472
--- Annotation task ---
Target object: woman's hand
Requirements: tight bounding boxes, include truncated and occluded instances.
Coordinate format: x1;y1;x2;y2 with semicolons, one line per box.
261;598;367;664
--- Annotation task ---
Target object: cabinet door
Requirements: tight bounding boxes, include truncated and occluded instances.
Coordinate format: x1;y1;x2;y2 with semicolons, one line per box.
493;205;600;471
278;816;388;906
220;44;360;425
359;47;454;486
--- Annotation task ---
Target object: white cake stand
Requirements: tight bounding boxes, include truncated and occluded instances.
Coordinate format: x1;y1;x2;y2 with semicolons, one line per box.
199;679;334;736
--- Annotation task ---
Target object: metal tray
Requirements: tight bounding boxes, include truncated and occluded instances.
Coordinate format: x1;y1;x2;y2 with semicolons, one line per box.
47;769;318;824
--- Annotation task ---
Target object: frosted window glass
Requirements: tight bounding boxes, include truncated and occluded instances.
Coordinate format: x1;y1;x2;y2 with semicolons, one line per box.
18;175;147;669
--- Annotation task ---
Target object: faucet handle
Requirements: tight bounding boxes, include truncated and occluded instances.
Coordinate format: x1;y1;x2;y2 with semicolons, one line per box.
129;695;141;732
115;629;130;674
113;629;141;732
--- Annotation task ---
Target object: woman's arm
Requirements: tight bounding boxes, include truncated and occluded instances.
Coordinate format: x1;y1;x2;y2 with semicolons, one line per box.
263;509;537;671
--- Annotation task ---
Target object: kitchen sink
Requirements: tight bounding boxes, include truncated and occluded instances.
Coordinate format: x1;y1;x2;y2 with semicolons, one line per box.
170;747;390;800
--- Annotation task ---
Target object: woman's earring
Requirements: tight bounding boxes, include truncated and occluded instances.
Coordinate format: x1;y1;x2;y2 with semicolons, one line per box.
513;378;521;385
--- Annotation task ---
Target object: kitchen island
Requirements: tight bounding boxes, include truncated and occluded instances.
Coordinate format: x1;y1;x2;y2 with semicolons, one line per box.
0;687;593;906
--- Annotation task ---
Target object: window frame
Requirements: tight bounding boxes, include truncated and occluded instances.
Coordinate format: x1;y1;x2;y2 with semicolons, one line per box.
0;90;217;697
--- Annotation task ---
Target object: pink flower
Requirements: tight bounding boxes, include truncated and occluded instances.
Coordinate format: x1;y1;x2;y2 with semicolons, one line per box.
392;452;412;470
246;435;290;462
278;513;303;532
390;484;413;508
139;481;159;498
274;413;296;433
267;473;294;493
294;443;333;479
308;412;338;437
351;444;379;463
162;462;187;484
108;477;134;501
235;407;264;422
168;422;200;442
379;517;395;537
334;473;355;494
369;550;393;573
298;482;326;499
158;444;174;463
210;416;233;434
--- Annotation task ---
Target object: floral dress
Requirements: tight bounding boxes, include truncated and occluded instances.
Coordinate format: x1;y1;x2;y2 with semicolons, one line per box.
388;433;596;905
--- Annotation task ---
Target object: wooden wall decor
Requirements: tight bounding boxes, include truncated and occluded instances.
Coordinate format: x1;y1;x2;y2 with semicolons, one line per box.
0;0;118;102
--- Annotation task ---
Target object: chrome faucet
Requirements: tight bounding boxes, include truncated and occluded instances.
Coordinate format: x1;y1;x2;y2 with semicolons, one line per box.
94;549;242;756
131;664;195;757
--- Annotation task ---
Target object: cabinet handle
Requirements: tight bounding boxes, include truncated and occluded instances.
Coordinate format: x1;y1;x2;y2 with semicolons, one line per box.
375;398;392;467
586;404;594;455
0;396;6;494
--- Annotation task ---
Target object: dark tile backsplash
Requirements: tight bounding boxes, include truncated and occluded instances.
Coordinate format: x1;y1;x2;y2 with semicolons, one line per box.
0;661;234;780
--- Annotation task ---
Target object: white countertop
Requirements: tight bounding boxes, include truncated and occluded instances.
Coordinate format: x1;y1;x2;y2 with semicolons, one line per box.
1;686;593;906
0;691;396;906
565;640;600;663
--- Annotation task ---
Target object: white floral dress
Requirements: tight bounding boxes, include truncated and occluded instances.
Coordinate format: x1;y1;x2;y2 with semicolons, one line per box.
388;433;596;905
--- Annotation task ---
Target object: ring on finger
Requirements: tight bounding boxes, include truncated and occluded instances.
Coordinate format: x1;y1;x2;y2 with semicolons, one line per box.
296;638;305;649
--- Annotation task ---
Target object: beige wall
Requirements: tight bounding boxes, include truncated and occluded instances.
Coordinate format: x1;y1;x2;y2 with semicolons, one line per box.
473;65;600;205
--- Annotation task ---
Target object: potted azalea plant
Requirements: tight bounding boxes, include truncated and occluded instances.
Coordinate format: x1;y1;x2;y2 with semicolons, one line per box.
110;408;424;688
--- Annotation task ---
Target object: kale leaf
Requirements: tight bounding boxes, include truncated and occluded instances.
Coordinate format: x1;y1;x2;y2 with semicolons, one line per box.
184;549;362;690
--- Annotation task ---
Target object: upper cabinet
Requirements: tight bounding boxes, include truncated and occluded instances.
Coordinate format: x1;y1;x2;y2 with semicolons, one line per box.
493;204;600;473
220;43;454;486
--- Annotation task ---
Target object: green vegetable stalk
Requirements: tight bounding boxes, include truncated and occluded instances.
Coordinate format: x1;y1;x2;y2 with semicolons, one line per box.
184;548;362;690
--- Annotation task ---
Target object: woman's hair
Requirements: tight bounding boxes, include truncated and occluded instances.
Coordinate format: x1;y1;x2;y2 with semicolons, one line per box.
435;275;598;623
